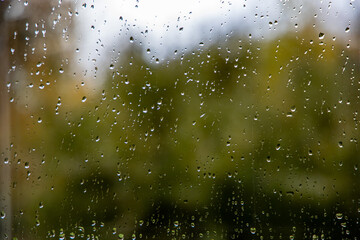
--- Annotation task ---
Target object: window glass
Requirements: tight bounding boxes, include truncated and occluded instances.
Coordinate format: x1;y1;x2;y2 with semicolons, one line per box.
0;0;359;239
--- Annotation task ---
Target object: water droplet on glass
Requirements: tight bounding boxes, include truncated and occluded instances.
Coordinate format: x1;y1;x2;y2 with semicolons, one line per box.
336;213;343;219
345;27;350;33
318;32;325;40
82;96;87;102
250;227;256;234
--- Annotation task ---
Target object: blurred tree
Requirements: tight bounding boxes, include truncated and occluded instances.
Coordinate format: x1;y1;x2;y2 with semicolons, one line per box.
0;1;12;239
5;2;360;239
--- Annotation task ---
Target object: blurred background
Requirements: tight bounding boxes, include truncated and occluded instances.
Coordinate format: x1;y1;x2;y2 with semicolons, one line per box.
0;0;359;239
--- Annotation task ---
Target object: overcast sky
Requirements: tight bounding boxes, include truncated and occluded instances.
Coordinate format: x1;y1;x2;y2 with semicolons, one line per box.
72;0;357;77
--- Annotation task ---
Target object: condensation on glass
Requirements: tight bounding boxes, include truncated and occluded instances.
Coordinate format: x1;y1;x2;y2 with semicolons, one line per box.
0;0;359;239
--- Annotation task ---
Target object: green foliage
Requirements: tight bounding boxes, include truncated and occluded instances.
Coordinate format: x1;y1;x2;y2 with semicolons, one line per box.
12;28;360;239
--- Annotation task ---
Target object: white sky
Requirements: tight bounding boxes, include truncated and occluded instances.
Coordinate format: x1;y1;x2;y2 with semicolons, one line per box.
72;0;358;79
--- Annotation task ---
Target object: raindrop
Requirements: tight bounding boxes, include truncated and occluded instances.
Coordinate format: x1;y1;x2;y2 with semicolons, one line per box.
250;227;256;234
345;27;350;33
336;213;343;219
318;32;325;40
82;96;87;102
